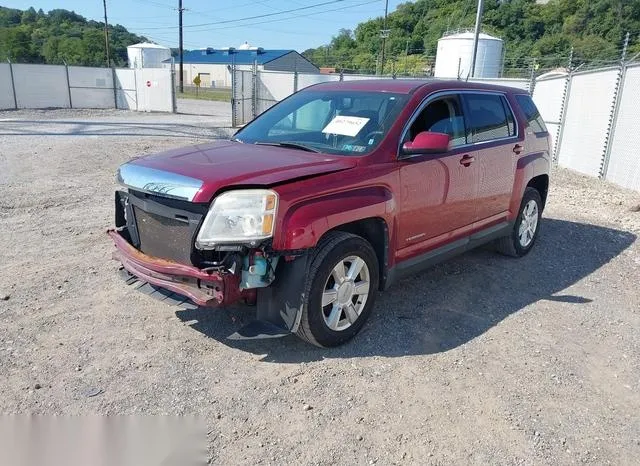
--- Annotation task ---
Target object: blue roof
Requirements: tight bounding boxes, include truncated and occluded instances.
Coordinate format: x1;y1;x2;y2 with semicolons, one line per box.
169;48;294;65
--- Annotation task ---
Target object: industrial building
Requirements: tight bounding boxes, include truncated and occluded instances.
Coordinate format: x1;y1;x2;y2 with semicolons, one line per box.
166;45;319;88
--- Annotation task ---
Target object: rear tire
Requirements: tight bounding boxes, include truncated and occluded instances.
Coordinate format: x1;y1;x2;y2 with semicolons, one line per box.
295;231;379;347
496;187;542;257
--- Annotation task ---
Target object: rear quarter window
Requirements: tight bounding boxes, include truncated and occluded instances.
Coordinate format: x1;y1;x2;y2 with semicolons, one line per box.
463;93;516;143
515;94;548;134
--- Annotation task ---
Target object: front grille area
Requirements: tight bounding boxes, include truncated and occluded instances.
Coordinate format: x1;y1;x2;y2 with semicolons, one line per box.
134;207;195;264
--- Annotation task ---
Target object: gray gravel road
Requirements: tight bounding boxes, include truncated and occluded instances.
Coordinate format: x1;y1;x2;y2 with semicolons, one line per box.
1;109;639;465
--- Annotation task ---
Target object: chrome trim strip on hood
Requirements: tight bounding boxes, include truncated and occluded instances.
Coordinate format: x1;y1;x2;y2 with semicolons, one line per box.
116;163;203;202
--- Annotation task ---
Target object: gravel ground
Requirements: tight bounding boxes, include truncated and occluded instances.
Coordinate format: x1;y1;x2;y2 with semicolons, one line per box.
1;109;639;465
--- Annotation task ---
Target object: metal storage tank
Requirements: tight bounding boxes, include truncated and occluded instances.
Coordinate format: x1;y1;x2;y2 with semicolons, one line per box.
434;32;503;79
127;42;172;69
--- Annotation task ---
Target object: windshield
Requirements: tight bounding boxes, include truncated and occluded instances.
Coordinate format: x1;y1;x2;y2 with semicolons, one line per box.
234;90;409;156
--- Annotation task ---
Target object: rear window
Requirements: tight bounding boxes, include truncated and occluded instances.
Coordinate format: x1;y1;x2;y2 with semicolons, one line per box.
515;94;548;134
463;93;516;143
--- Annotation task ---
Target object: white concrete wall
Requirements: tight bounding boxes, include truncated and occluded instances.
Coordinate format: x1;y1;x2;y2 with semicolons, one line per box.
605;64;640;191
532;76;567;156
136;68;175;112
68;66;115;109
114;68;137;110
556;68;618;177
12;64;70;109
0;63;174;113
0;63;15;110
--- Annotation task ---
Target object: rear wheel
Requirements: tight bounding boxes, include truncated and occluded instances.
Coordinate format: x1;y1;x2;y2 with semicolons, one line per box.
296;231;379;347
496;187;543;257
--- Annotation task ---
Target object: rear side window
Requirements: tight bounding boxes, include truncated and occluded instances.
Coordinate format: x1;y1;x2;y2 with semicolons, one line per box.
515;94;548;134
463;93;516;143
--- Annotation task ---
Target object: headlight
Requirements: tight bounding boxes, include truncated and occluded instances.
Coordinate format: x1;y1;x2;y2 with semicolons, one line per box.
195;189;278;249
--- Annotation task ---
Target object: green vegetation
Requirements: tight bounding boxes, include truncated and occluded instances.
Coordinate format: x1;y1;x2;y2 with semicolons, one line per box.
0;6;148;66
303;0;640;76
177;86;232;102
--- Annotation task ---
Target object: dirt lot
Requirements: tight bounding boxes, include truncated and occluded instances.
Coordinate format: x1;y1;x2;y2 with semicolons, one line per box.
1;108;639;465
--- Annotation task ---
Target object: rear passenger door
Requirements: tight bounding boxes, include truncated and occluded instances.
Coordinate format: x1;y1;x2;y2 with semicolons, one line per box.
461;92;521;225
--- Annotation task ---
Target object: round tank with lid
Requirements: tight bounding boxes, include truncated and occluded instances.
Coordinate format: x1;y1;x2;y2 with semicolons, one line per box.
434;32;503;79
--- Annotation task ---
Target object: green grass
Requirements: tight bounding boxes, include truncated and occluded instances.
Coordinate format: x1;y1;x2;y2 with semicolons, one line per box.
176;87;232;102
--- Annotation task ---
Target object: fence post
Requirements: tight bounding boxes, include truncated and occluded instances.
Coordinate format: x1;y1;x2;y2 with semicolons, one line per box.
251;60;257;119
231;63;238;127
8;59;17;109
111;66;118;109
64;61;73;109
553;47;574;165
528;60;537;95
133;68;139;111
600;32;630;179
293;70;298;93
170;61;177;113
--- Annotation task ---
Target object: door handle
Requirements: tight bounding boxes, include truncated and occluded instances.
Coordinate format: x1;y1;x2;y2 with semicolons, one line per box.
513;144;524;155
460;155;475;167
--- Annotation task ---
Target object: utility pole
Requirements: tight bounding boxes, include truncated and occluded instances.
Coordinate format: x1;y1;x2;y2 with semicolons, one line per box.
102;0;111;67
379;0;389;75
405;39;409;75
178;0;185;93
470;0;484;78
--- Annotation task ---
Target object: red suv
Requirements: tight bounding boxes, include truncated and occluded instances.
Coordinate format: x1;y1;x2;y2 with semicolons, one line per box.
109;80;550;347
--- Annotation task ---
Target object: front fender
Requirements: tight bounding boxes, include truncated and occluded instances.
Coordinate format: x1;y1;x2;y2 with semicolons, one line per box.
272;186;395;251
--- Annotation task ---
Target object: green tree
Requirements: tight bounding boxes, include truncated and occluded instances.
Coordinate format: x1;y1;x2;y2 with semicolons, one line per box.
0;6;148;66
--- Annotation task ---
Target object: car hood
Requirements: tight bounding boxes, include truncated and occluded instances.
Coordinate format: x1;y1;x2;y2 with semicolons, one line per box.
119;140;357;203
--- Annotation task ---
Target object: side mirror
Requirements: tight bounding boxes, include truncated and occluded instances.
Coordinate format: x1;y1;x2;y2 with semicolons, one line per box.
402;131;450;155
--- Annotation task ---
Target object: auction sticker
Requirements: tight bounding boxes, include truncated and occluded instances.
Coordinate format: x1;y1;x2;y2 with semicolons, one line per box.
322;116;370;137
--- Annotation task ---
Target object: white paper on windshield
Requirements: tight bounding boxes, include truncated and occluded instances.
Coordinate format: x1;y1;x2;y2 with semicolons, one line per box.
322;116;370;137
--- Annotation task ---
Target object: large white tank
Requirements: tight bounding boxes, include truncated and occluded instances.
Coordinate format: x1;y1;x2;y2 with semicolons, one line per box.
127;42;172;69
434;32;503;79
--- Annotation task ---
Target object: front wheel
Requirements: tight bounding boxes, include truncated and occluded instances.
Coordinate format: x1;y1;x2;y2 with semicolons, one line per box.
296;232;379;347
495;187;543;257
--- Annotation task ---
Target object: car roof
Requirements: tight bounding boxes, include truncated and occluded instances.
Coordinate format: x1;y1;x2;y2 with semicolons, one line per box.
308;79;526;95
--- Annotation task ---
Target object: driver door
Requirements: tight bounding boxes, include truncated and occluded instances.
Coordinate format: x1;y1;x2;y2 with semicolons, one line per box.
396;93;478;261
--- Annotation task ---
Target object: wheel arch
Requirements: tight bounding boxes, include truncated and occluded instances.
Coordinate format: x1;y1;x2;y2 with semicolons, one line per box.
526;174;549;211
320;217;390;291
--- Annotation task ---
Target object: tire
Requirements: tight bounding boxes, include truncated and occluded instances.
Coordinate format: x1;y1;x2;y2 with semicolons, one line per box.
496;187;543;257
295;231;379;347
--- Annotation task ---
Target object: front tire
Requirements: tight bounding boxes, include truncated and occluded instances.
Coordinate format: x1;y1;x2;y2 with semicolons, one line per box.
296;231;379;347
496;187;543;257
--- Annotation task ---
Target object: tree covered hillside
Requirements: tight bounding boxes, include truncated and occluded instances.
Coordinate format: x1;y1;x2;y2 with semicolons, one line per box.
303;0;640;75
0;6;148;66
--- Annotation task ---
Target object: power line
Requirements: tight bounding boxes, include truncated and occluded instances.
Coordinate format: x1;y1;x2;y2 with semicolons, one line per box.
181;0;381;33
137;0;358;30
133;0;381;35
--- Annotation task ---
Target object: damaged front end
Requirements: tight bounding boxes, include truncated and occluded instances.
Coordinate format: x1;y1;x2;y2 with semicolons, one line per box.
109;188;306;339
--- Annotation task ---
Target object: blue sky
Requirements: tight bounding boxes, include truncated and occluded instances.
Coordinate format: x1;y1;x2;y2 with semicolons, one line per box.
3;0;404;51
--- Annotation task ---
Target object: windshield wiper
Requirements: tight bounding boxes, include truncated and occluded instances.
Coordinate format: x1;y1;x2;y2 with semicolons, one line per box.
254;141;320;153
